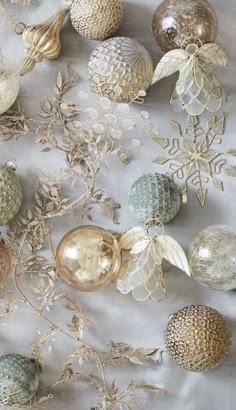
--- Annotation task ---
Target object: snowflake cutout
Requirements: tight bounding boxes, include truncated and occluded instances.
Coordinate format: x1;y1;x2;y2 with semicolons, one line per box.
151;114;236;206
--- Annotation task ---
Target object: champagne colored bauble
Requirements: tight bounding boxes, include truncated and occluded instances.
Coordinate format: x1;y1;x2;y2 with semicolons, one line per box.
189;225;236;291
0;59;19;114
165;305;231;372
152;0;218;52
0;163;23;225
128;173;182;224
88;37;154;103
70;0;123;40
56;225;121;291
0;239;11;281
0;354;39;405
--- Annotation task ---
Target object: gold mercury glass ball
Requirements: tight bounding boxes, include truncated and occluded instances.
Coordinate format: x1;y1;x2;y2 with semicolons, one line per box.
165;305;231;372
56;225;121;291
70;0;124;40
88;37;154;103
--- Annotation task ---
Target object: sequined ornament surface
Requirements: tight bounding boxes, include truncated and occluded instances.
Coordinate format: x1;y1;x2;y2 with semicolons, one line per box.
20;1;70;75
0;58;20;115
56;225;121;291
165;305;231;372
152;0;218;52
70;0;123;40
88;37;154;103
0;239;11;282
128;173;182;224
0;163;23;225
152;41;228;115
189;225;236;291
0;354;39;405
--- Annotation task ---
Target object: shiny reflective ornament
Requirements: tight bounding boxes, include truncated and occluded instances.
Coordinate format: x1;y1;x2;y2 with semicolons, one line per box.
19;1;71;75
70;0;123;40
56;225;121;291
189;225;236;291
0;239;11;282
152;40;228;115
0;57;19;114
152;0;218;52
0;354;39;405
165;305;231;372
117;225;190;302
0;162;23;225
128;173;182;224
88;37;153;103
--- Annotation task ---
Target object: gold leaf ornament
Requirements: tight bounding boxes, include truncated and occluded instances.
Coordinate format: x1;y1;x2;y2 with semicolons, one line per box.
152;41;228;115
19;1;71;75
117;226;190;302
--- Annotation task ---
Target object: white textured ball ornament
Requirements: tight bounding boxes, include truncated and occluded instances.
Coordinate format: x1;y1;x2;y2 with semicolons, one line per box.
0;354;39;405
0;59;20;115
70;0;123;40
88;37;154;103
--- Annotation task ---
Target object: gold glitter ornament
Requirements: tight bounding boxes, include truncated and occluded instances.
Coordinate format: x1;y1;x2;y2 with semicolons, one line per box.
0;57;20;115
0;162;23;226
0;239;11;282
88;37;154;103
56;225;121;291
165;305;231;372
70;0;124;40
19;1;71;75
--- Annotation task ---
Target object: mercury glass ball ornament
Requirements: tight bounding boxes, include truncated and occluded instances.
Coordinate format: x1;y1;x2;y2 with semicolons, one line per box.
0;239;11;282
70;0;123;40
0;354;39;405
189;225;236;291
165;305;231;372
0;58;20;114
152;0;218;52
56;225;121;291
0;162;23;225
128;173;182;224
88;37;154;103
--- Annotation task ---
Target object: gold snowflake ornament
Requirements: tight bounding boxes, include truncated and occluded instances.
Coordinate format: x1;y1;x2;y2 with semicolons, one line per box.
117;226;190;302
151;114;236;206
152;40;228;116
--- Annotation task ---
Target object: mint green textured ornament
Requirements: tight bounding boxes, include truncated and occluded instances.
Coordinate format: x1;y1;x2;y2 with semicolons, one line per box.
128;173;182;224
0;354;39;405
0;162;23;225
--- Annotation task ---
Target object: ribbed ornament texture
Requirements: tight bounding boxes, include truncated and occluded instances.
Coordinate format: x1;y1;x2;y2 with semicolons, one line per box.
0;165;23;225
165;305;231;372
128;173;181;224
0;354;39;405
88;37;153;102
70;0;123;40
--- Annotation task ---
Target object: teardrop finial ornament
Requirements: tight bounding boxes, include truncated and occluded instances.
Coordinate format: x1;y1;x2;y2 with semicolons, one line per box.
19;4;69;76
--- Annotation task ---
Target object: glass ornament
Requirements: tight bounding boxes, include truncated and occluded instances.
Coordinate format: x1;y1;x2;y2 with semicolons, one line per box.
70;0;123;40
88;37;154;103
152;0;218;52
0;162;23;226
0;58;19;115
56;225;121;291
0;239;11;282
0;354;39;405
128;173;182;224
189;225;236;291
165;305;231;372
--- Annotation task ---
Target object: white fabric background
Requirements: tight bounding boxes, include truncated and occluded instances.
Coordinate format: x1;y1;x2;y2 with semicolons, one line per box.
0;0;236;409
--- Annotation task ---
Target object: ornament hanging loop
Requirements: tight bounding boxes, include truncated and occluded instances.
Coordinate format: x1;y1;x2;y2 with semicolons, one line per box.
14;21;26;36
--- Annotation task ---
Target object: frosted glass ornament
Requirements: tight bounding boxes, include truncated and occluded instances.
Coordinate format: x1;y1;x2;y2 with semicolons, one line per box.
0;58;19;115
189;225;236;291
0;354;39;405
